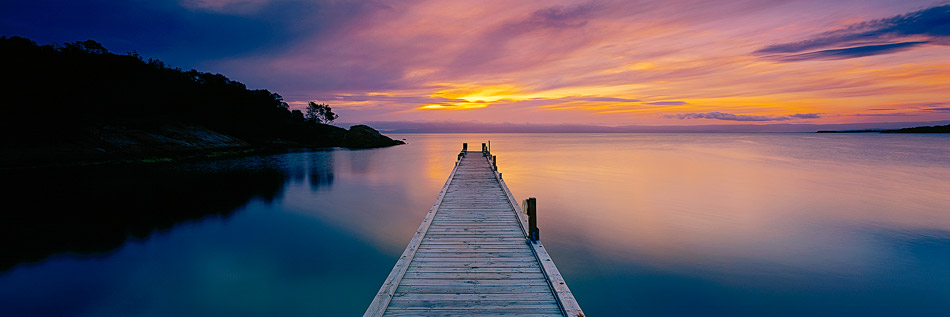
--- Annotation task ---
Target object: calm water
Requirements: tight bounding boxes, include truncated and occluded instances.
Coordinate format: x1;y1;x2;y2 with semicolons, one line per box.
2;133;949;315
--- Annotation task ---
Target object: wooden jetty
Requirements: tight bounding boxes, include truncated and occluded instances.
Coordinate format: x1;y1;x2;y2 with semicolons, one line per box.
365;143;583;316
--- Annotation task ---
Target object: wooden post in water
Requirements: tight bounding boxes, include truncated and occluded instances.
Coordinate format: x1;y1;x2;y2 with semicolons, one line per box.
492;155;497;171
462;143;468;152
524;197;539;242
481;143;487;155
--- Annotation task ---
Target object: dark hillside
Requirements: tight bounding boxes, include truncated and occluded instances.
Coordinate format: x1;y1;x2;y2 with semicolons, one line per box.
0;36;401;167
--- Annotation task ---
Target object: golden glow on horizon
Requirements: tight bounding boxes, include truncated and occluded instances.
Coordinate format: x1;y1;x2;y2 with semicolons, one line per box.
430;84;524;103
419;103;489;110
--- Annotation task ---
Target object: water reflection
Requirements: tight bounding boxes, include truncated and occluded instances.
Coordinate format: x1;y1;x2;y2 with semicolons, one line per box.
308;151;335;190
1;134;948;315
0;164;286;272
346;148;379;175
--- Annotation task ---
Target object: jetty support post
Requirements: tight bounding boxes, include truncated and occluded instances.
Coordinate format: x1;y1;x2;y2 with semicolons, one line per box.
492;155;497;171
481;143;487;156
523;197;540;242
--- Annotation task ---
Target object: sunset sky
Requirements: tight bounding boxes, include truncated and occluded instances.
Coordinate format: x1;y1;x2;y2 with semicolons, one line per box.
2;0;949;127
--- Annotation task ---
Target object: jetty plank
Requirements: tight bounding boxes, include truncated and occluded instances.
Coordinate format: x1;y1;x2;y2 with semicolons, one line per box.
365;147;584;316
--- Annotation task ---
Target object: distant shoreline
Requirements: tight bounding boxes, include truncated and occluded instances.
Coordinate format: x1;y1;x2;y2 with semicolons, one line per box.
342;121;950;134
817;124;950;134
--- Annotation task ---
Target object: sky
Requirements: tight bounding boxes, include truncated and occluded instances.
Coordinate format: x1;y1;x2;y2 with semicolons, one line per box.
2;0;949;127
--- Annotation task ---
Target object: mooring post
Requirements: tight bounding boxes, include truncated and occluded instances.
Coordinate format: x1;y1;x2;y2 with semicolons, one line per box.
524;197;539;242
462;143;468;153
492;155;497;171
481;143;487;156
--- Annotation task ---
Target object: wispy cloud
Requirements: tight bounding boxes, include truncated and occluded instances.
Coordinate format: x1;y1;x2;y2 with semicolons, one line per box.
580;96;641;103
923;107;950;112
756;4;950;61
665;112;822;122
852;113;914;117
179;0;272;14
645;101;688;106
772;41;930;62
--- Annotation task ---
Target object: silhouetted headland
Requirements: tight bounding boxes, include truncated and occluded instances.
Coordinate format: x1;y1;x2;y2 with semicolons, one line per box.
0;36;403;169
817;124;950;133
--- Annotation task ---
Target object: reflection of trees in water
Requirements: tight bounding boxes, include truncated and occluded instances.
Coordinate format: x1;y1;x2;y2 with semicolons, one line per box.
0;165;287;272
308;151;335;190
346;148;378;174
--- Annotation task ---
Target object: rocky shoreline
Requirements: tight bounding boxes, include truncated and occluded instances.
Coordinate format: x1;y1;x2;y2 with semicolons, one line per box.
1;124;404;170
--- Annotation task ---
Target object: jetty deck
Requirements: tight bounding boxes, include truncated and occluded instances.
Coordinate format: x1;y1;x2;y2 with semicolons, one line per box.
365;144;583;316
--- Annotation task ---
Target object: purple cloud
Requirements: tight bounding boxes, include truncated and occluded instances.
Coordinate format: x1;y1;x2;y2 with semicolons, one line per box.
772;41;929;62
852;113;913;117
576;96;640;103
923;107;950;112
645;101;688;106
510;4;597;30
665;112;822;121
446;3;599;77
756;4;950;61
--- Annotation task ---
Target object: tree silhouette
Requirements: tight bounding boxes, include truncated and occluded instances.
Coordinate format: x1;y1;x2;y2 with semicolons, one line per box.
0;36;406;152
305;102;339;124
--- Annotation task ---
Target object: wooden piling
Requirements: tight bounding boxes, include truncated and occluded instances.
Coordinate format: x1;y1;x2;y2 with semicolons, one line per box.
524;197;539;242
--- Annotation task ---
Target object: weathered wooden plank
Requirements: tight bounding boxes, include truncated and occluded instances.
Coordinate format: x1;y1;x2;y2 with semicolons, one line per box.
414;249;532;253
418;242;526;247
416;248;531;253
425;228;523;232
403;272;547;280
406;267;543;274
424;236;519;242
413;252;534;258
398;279;550;286
430;222;518;228
392;293;558;301
408;261;541;268
418;244;527;248
414;249;530;253
387;299;558;310
428;221;516;224
424;231;525;235
434;215;515;218
383;310;563;317
394;285;553;294
423;235;526;240
418;243;526;247
404;257;539;263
